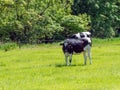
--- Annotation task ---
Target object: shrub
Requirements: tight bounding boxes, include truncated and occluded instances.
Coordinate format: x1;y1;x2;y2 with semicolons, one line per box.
60;14;91;37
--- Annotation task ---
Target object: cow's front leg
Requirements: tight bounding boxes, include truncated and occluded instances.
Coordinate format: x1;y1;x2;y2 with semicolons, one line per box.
83;51;87;65
65;53;69;65
69;54;73;65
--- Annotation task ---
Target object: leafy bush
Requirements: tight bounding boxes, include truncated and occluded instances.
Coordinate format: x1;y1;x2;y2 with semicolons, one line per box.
60;14;91;37
33;15;64;41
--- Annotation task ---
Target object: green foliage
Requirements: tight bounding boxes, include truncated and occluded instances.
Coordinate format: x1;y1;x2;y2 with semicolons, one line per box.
60;14;91;37
0;0;120;42
72;0;120;38
0;0;74;42
0;42;17;51
33;15;64;41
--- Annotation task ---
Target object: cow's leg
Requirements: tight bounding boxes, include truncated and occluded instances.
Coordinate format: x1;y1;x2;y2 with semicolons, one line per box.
69;54;72;65
83;51;87;65
65;53;69;65
87;46;92;64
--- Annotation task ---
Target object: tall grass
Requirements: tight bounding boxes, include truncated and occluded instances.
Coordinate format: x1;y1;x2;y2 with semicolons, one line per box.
0;42;17;51
0;38;120;90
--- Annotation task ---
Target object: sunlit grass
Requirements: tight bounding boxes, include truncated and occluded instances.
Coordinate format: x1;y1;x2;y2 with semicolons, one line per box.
0;38;120;90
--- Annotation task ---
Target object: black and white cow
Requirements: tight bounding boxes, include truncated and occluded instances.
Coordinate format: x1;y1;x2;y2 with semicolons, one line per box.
60;31;92;65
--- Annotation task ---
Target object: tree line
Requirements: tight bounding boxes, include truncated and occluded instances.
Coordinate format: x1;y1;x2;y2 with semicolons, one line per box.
0;0;120;43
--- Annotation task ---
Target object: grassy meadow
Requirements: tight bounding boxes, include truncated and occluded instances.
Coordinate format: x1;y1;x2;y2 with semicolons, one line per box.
0;38;120;90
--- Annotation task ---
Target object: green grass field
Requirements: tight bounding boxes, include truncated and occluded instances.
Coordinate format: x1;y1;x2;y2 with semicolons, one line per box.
0;38;120;90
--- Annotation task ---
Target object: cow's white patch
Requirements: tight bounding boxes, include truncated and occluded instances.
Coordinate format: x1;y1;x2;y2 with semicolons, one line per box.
76;33;81;38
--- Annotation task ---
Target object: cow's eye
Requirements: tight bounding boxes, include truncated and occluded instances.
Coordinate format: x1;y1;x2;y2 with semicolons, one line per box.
87;35;90;37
